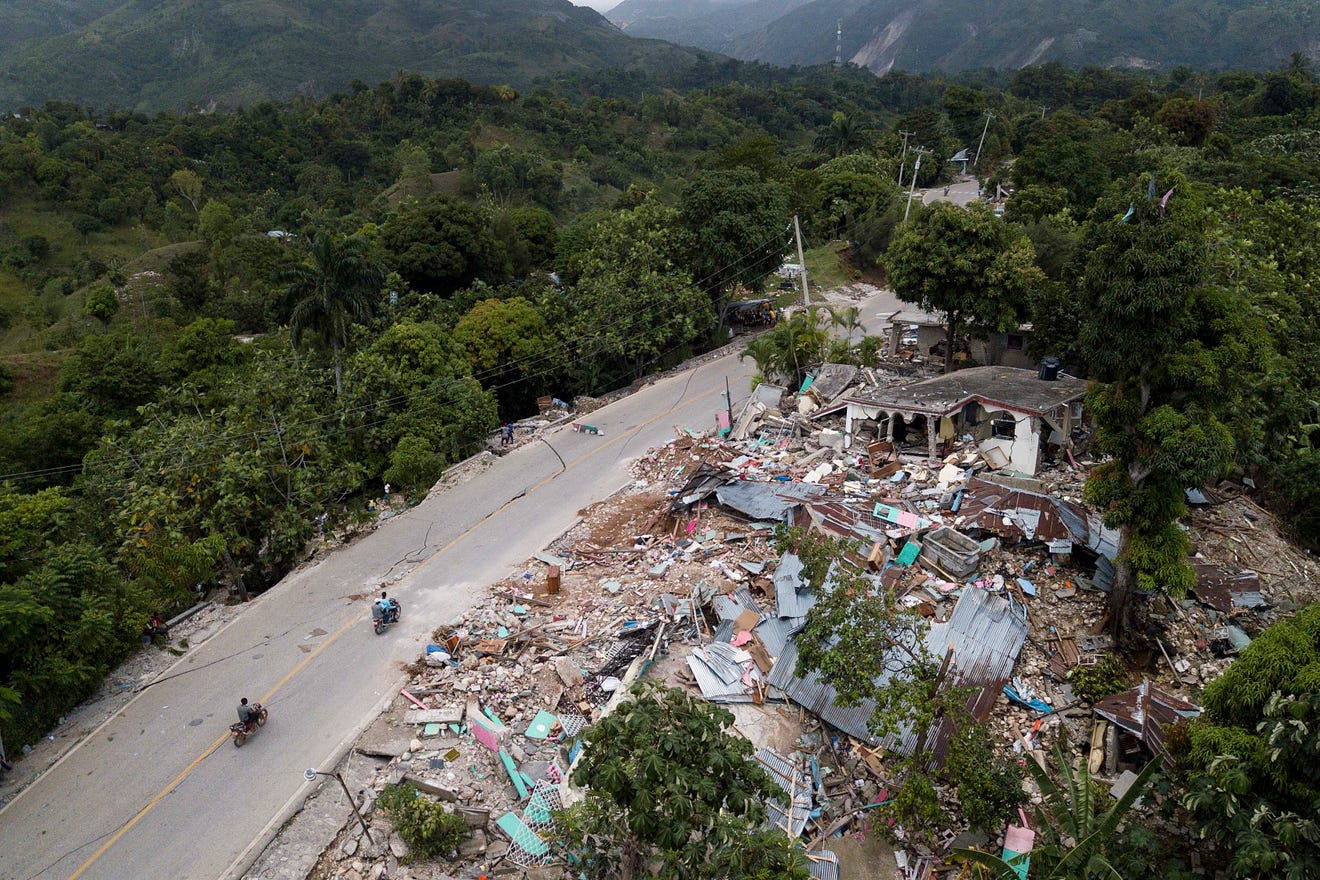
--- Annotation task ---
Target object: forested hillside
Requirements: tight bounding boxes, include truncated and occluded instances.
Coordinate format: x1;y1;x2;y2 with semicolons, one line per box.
0;0;711;111
614;0;1319;75
0;59;1318;815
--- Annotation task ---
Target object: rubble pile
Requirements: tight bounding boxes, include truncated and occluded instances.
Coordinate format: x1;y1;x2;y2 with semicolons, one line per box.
315;364;1318;880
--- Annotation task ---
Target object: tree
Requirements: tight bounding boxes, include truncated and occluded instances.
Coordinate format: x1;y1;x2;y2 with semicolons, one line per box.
885;202;1044;373
345;320;498;474
83;347;362;591
197;200;239;250
738;308;830;390
563;682;809;880
83;281;120;325
1077;176;1238;637
1154;97;1218;147
506;205;558;270
379;194;508;294
59;328;163;416
677;169;789;324
813;111;869;157
566;200;714;390
827;305;865;345
1184;697;1320;877
452;297;562;415
169;168;203;214
957;747;1162;880
1167;605;1320;877
788;528;1023;839
280;234;385;394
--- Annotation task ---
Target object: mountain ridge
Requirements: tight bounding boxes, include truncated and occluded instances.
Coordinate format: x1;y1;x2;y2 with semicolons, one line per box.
0;0;711;111
612;0;1320;73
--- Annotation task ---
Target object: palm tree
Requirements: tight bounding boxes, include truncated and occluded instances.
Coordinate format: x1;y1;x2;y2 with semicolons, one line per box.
814;112;868;158
956;746;1161;880
281;235;385;395
827;305;866;345
740;335;781;385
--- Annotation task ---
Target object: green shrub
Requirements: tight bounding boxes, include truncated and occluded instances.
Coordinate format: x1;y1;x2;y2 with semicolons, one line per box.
377;782;467;859
1070;654;1129;703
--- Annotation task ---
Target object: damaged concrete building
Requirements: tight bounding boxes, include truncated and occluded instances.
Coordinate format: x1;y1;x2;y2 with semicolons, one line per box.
842;366;1087;475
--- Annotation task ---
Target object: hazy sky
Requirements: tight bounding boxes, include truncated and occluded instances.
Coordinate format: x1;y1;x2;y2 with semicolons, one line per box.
569;0;620;12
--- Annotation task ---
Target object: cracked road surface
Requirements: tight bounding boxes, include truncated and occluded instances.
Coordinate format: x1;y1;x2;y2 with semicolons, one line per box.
0;290;897;880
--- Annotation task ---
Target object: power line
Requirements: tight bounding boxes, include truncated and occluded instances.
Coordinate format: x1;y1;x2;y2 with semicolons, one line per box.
0;219;796;487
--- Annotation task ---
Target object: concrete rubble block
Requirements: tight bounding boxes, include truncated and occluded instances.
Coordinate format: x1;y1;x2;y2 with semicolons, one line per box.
457;805;490;828
554;657;584;687
389;835;409;859
404;706;465;725
458;828;488;857
402;772;459;801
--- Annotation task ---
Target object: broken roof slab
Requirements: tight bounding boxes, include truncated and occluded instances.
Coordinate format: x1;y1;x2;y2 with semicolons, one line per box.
846;366;1087;417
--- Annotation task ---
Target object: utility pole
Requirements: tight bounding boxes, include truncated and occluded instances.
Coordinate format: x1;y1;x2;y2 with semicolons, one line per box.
792;213;810;308
1040;104;1047;119
903;148;931;223
973;110;996;168
896;129;915;186
305;769;374;844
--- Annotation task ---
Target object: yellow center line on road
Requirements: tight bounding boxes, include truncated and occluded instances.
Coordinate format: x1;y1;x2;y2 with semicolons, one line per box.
65;606;367;880
64;368;741;879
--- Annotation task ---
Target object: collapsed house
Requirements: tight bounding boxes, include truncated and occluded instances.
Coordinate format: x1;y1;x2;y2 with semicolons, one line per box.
842;366;1088;474
316;351;1300;880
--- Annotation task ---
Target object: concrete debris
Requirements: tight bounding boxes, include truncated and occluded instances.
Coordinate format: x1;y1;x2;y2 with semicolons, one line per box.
308;359;1320;880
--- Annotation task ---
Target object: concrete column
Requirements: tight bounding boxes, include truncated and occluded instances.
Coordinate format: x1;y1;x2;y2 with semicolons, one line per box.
927;416;938;465
887;412;897;441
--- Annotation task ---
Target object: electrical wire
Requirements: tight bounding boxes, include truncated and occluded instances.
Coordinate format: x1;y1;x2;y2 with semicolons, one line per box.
0;217;798;487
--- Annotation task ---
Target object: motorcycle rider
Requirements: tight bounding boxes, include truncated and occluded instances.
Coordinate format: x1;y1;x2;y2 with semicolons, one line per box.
374;591;398;624
237;697;259;731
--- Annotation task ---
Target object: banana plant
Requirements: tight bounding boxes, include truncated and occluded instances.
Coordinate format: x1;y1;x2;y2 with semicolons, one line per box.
955;746;1162;880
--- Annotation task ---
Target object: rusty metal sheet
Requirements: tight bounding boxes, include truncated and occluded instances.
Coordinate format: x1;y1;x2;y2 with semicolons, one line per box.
1192;562;1266;613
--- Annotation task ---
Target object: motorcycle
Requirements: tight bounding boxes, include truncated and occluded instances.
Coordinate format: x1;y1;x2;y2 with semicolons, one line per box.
373;600;402;635
229;703;268;747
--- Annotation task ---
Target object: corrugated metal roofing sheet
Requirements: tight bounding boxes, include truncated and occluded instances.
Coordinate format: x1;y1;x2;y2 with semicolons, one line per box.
802;500;893;544
807;850;840;880
753;747;813;837
754;617;794;656
768;640;879;744
1192;562;1267;613
959;477;1118;559
767;588;1029;758
687;649;754;702
775;552;817;618
716;481;829;521
1093;681;1201;760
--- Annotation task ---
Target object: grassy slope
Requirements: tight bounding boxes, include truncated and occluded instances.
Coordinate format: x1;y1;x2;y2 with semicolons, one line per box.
0;198;172;354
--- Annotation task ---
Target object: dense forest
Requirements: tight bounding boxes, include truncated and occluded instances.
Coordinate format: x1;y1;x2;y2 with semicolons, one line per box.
0;56;1317;780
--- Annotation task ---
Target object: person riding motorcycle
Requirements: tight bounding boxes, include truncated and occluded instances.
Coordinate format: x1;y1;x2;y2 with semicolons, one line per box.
237;697;259;731
373;591;399;624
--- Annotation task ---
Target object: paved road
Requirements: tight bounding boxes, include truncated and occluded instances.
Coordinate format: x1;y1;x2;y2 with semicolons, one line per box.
918;176;981;208
0;289;906;880
0;348;765;880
